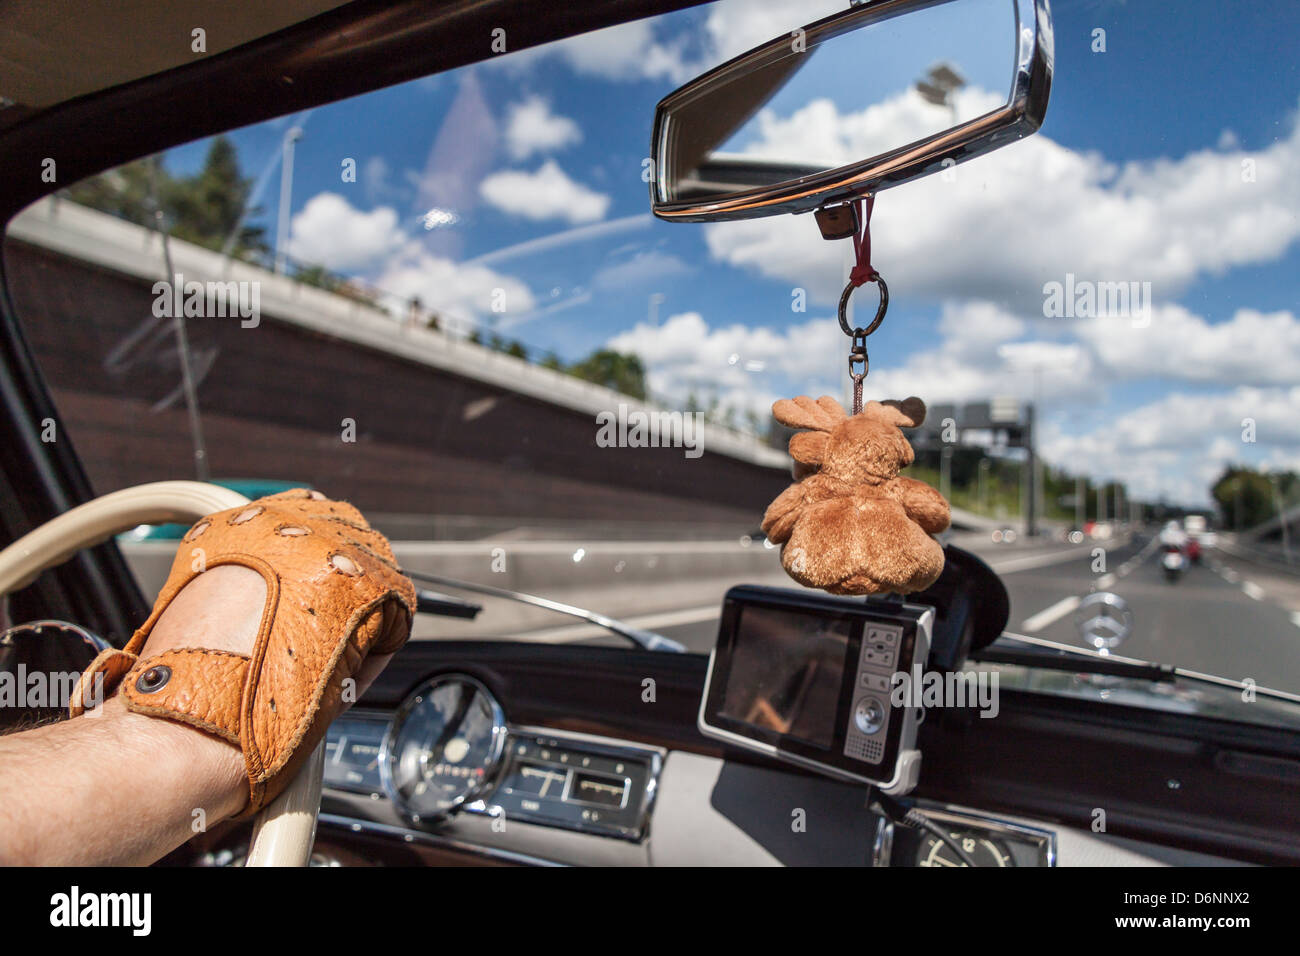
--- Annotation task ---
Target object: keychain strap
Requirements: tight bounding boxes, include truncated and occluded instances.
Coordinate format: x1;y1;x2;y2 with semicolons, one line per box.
849;195;878;287
839;196;888;414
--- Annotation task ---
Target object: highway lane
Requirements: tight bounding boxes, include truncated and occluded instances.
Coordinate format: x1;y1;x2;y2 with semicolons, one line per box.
1004;535;1300;695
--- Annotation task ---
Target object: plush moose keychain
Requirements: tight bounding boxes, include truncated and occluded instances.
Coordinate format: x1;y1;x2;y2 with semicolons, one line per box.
761;394;949;595
762;196;950;595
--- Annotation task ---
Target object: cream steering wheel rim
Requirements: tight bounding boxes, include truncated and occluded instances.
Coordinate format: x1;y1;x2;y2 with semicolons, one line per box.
0;480;323;867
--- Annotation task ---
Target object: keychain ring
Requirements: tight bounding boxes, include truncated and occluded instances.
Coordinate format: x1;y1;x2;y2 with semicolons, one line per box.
838;273;888;338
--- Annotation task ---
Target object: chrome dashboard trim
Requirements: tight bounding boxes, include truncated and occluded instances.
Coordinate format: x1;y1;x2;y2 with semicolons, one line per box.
378;673;509;827
317;813;565;867
329;704;666;844
465;724;666;842
872;816;894;868
911;802;1057;866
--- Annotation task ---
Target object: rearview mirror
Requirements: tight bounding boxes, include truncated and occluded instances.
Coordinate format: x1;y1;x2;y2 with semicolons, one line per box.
650;0;1053;222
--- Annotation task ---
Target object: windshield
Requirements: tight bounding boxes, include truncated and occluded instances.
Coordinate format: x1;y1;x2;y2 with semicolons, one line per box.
4;0;1300;711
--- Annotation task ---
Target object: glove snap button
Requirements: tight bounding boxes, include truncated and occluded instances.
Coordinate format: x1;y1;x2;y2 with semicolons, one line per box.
136;665;172;694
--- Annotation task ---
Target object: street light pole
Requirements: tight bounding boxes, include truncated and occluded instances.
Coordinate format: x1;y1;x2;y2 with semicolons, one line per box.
1025;401;1037;537
275;126;303;275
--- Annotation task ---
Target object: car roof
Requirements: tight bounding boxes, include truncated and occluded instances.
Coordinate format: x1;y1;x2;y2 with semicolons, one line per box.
0;0;350;115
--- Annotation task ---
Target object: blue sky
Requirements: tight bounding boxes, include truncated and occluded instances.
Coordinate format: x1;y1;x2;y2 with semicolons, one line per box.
161;0;1300;506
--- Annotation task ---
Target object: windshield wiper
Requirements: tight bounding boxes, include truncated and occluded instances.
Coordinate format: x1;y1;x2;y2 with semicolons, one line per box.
976;633;1300;704
972;632;1177;682
401;568;688;653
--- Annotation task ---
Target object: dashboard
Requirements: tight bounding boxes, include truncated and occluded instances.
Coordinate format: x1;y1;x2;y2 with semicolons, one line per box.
327;678;661;843
302;641;1265;867
321;684;1058;867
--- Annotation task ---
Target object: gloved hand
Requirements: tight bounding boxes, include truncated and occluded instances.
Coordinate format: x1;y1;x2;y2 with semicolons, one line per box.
68;489;415;816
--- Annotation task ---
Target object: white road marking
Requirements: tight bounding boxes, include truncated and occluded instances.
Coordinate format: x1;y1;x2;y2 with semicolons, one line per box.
989;547;1089;574
1222;569;1240;583
1020;595;1081;633
1291;612;1300;630
1242;581;1265;601
1095;573;1116;590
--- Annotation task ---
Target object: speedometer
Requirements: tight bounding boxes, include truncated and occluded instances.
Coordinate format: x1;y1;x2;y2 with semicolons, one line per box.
381;674;507;824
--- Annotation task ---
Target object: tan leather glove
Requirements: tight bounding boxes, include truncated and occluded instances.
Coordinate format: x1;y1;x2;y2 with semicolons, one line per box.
68;489;415;816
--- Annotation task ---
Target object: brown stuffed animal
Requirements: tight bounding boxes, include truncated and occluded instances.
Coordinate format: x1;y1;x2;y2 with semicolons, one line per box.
761;395;950;595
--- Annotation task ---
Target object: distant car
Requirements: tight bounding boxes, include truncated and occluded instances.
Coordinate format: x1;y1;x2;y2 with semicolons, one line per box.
117;479;311;540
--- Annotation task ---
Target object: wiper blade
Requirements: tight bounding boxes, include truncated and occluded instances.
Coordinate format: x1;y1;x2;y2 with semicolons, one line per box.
401;568;687;654
976;632;1300;705
414;589;482;620
971;632;1176;682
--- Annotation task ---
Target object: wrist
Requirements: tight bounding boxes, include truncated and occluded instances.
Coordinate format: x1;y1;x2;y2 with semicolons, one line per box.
98;695;249;824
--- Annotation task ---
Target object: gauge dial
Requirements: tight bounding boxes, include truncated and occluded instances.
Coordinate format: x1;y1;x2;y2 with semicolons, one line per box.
919;830;1015;867
382;675;506;823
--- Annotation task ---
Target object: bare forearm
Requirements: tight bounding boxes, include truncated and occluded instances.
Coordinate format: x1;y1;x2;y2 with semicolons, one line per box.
0;565;261;865
0;696;245;865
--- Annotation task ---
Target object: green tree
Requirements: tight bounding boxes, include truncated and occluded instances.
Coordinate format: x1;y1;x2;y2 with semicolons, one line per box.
165;136;266;256
566;349;647;400
63;137;266;258
1212;466;1290;530
63;157;165;227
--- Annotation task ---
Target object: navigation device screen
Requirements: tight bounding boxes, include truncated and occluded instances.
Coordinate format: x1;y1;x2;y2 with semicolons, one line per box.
717;605;850;750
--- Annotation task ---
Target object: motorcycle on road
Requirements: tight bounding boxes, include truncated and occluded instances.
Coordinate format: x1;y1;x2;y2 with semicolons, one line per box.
1162;544;1187;583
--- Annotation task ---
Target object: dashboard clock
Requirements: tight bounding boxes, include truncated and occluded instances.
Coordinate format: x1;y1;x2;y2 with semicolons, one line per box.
919;830;1015;867
381;674;507;824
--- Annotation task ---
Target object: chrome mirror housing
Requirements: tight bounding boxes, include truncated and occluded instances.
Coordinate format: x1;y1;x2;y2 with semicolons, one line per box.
651;0;1054;222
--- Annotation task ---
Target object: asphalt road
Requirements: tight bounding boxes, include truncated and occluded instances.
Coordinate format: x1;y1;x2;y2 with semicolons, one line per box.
999;535;1300;695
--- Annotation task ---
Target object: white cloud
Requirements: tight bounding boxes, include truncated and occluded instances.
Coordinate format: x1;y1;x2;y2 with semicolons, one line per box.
1075;305;1300;387
376;245;535;324
484;0;847;86
605;294;1300;505
736;87;1005;169
558;19;694;83
505;97;582;160
702;0;848;65
487;19;695;85
704;93;1300;308
479;160;611;224
287;193;405;272
285;192;533;324
864;301;1097;406
607;310;845;417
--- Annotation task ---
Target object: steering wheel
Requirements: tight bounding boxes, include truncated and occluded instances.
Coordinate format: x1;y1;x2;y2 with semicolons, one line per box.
0;480;324;867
